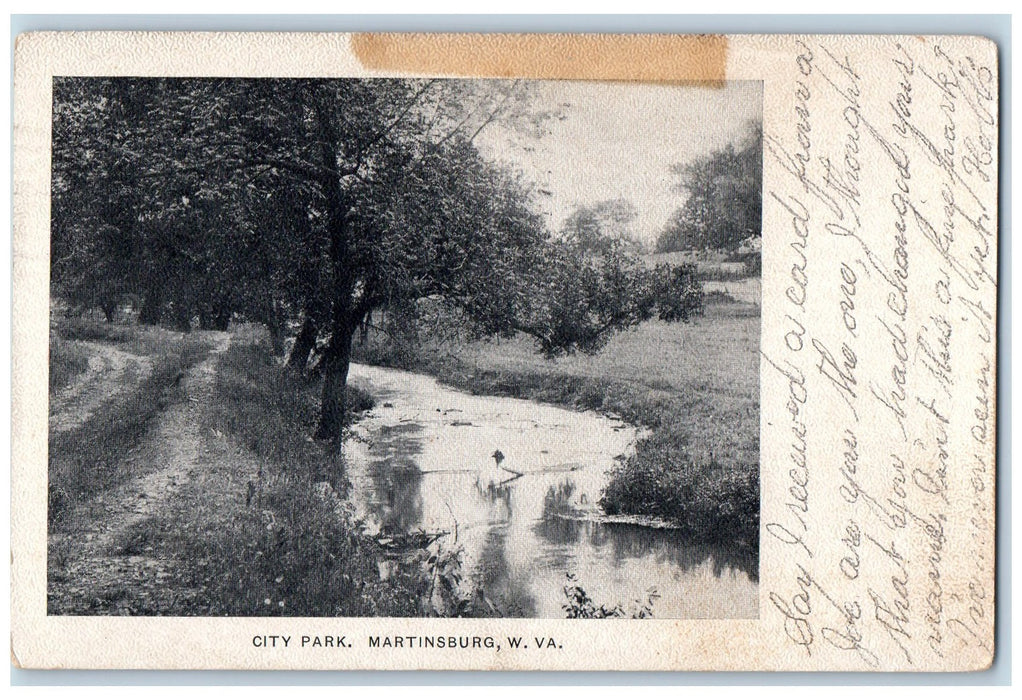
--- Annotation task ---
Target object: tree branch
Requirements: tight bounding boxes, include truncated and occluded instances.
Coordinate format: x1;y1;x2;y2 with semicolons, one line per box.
352;79;439;167
466;80;520;144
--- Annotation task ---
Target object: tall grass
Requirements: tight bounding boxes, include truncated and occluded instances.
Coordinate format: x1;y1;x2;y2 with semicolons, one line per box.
205;327;374;481
178;327;422;616
54;314;137;343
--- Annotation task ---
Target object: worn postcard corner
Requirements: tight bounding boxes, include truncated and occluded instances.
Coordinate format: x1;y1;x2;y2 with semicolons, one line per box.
11;31;998;672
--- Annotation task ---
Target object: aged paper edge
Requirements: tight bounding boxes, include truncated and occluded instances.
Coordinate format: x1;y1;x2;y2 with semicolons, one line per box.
350;32;729;84
11;31;999;672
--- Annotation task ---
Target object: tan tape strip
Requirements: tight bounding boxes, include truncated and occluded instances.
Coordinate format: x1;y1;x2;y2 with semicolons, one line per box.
351;33;728;84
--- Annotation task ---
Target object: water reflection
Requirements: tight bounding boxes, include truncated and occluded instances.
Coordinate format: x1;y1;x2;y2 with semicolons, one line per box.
345;363;759;619
536;510;759;582
531;480;757;580
363;422;424;534
470;525;538;618
475;478;514;516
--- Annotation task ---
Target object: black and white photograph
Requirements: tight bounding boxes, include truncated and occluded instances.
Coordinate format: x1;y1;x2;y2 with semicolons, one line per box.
45;76;762;619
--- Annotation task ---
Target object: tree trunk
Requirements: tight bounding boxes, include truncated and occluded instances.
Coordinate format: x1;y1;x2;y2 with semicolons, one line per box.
170;305;192;333
308;88;361;444
213;307;231;331
200;303;231;330
359;310;371;345
314;323;355;443
273;335;285;356
255;306;283;355
265;320;285;356
286;315;318;373
101;300;117;323
138;289;162;325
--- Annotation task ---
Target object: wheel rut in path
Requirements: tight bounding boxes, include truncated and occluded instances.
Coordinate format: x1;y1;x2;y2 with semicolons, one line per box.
48;332;232;615
49;341;154;435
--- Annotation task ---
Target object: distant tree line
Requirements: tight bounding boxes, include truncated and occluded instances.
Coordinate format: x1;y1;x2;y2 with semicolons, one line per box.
51;78;703;443
560;198;645;256
655;123;762;254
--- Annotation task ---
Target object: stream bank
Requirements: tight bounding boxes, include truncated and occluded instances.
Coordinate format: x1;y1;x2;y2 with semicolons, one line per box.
344;362;758;619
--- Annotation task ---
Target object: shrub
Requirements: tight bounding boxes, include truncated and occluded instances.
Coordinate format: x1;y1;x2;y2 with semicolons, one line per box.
600;431;759;548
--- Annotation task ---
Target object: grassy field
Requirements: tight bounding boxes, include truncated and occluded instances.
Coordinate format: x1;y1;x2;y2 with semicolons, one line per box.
447;302;759;463
356;295;761;552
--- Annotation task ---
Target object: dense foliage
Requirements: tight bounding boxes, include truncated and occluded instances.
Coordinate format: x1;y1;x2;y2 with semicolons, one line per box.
560;198;644;255
656;123;763;253
599;433;760;549
52;77;702;441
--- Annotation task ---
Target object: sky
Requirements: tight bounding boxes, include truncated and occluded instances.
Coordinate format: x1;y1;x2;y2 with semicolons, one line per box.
475;80;762;247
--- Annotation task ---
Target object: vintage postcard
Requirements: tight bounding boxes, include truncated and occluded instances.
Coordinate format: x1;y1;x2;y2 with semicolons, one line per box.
11;32;998;671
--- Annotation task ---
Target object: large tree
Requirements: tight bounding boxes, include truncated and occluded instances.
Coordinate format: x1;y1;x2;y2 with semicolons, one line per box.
655;123;762;253
52;78;702;443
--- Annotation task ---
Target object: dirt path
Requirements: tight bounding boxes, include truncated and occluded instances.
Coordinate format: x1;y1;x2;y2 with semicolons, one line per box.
48;332;233;614
49;341;154;434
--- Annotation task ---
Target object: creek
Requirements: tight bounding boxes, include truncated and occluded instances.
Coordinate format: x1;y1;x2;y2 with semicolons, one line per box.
344;363;758;618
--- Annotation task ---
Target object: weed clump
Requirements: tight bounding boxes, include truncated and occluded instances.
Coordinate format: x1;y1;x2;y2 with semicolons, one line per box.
562;573;660;619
